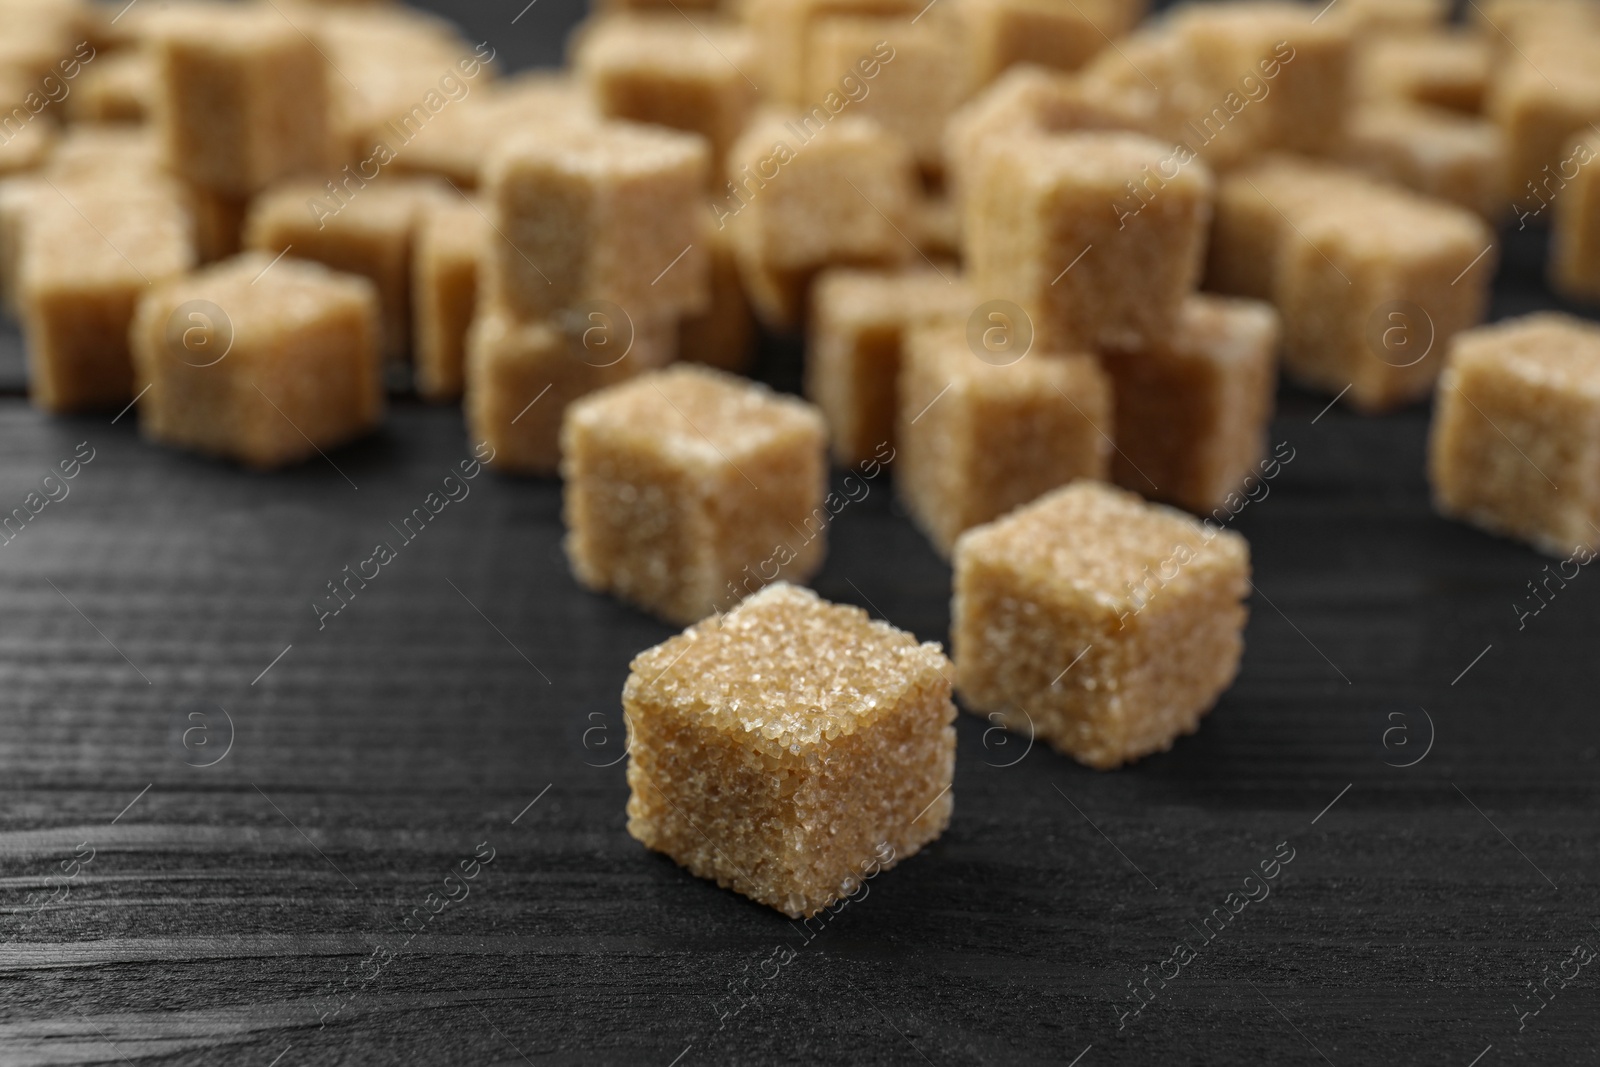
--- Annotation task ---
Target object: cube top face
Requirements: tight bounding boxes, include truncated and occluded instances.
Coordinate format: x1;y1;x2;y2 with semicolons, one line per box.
578;13;755;81
1174;293;1281;368
1020;129;1212;201
955;481;1249;621
1348;100;1501;155
625;582;952;755
491;121;708;188
23;189;194;289
1356;32;1489;109
567;364;825;472
147;253;379;355
814;267;973;332
252;178;444;241
908;321;1098;398
147;5;303;54
1450;313;1600;398
47;126;164;179
1295;186;1489;268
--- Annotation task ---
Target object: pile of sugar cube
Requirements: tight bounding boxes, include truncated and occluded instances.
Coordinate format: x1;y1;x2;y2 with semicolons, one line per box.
2;0;1598;917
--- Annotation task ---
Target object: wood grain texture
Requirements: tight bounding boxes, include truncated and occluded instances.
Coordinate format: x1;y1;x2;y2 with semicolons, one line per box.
2;3;1599;1065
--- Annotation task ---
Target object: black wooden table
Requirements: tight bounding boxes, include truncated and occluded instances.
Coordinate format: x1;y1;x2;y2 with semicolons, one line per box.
3;4;1598;1065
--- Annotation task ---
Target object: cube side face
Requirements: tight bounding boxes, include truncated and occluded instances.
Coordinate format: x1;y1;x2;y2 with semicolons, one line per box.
953;523;1249;769
248;41;331;191
24;282;139;412
155;41;254;194
625;678;954;918
1553;145;1600;299
969;2;1104;82
130;289;249;456
413;223;481;401
701;420;830;615
247;294;384;469
1206;179;1283;300
786;674;955;915
1429;350;1600;555
1267;34;1352;155
563;415;715;624
953;548;1122;763
594;163;710;319
590;67;751;163
962;358;1113;532
466;315;643;476
1047;166;1209;349
807;311;903;467
1106;346;1223;511
967;151;1051;317
678;234;753;374
490;158;597;321
895;346;975;555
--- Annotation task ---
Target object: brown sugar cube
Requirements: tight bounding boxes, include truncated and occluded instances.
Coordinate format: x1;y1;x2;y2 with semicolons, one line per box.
805;267;976;466
1170;2;1355;158
245;178;447;363
943;64;1150;206
130;253;383;469
896;322;1112;556
721;111;917;276
412;198;486;401
388;72;598;189
744;0;918;106
561;364;828;624
0;175;46;313
18;182;193;412
957;0;1146;84
1339;101;1507;219
484;122;709;325
147;5;331;195
1277;188;1494;411
623;581;955;917
1354;30;1490;114
1206;155;1382;301
575;14;757;165
1487;31;1600;202
952;481;1250;769
1552;133;1600;299
678;220;753;374
966;130;1213;351
1101;294;1279;515
64;49;154;123
805;14;972;175
466;305;675;477
1428;313;1600;556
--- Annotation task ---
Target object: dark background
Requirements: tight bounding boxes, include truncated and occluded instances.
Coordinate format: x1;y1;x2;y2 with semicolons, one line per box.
3;2;1598;1065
